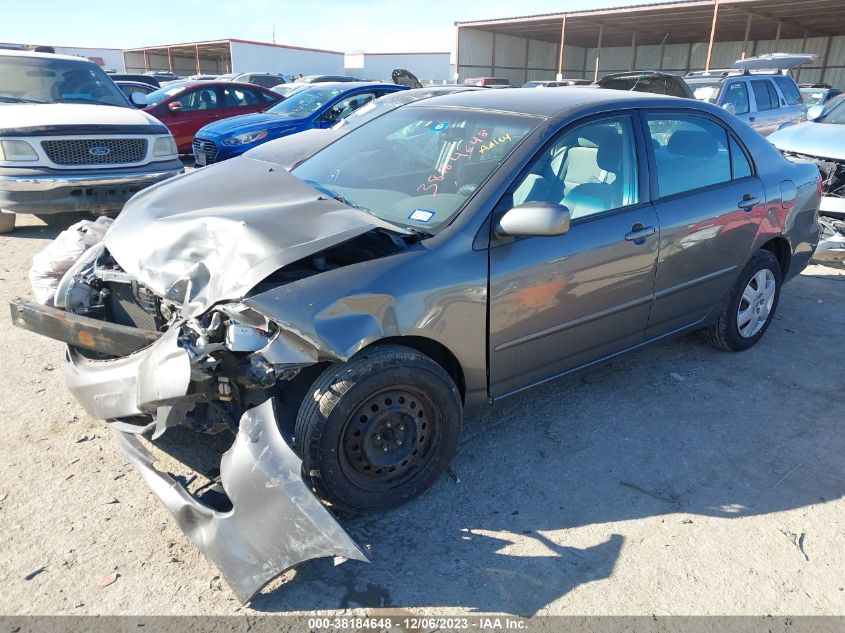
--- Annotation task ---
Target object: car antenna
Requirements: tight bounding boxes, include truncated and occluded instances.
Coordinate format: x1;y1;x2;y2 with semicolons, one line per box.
631;32;670;92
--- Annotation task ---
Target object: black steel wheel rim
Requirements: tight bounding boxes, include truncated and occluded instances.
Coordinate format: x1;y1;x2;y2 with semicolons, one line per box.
339;386;441;491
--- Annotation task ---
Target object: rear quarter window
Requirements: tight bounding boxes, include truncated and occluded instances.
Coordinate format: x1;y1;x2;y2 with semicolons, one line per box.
773;76;802;105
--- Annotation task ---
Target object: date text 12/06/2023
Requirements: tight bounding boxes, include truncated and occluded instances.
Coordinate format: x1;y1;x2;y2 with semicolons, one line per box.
417;128;515;196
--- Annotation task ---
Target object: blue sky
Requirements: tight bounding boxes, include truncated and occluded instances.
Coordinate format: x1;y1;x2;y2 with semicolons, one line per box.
1;0;647;53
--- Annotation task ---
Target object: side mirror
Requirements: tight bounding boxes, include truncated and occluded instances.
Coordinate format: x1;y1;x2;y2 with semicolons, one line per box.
807;104;824;121
722;102;737;114
130;92;148;108
496;202;571;238
168;101;183;112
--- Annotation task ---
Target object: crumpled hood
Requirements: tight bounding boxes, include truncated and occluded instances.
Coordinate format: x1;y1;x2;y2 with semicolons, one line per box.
199;112;299;138
103;155;394;318
769;121;845;161
244;128;342;170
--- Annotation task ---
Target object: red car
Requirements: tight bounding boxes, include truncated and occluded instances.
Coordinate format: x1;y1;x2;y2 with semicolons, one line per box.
143;81;281;153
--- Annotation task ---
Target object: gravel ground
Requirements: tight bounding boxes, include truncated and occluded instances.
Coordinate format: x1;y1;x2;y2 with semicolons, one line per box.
0;213;843;617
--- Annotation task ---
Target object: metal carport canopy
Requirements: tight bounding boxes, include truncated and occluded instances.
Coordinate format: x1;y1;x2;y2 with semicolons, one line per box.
455;0;845;48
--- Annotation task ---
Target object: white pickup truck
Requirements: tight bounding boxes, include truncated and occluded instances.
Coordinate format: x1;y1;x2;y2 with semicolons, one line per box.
0;49;183;228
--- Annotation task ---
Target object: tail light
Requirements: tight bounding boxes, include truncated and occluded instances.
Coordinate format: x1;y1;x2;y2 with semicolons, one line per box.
817;174;824;196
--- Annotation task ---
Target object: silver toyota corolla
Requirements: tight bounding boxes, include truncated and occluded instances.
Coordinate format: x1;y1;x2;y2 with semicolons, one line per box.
11;88;821;602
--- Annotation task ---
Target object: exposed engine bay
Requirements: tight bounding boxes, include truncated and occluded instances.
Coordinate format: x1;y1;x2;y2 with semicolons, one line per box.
54;228;411;436
784;151;845;218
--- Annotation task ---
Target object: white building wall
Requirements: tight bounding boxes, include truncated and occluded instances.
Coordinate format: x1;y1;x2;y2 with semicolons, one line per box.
54;46;125;72
346;53;451;83
229;40;344;76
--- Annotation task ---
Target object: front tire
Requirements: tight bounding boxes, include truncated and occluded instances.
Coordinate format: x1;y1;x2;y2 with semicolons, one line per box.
294;345;463;514
703;249;782;352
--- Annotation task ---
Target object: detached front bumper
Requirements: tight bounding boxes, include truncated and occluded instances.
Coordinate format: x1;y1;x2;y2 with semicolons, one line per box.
11;299;367;603
115;399;368;604
0;159;183;214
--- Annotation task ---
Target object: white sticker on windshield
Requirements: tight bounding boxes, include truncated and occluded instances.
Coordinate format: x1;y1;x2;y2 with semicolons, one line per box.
409;209;435;222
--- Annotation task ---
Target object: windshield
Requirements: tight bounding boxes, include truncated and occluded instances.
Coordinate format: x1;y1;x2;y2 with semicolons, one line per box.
0;55;129;106
145;82;190;107
819;99;845;124
685;78;723;103
801;89;826;106
333;92;418;131
292;106;541;233
266;85;344;118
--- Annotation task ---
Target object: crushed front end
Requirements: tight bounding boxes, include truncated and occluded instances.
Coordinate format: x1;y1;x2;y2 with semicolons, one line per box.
9;241;371;603
784;151;845;218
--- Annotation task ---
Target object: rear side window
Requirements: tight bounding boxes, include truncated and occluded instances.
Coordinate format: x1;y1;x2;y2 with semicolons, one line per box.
722;82;750;115
730;137;752;179
751;80;774;111
646;114;732;197
773;76;802;105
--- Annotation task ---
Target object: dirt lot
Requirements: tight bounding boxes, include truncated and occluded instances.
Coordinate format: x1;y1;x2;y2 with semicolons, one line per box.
0;213;843;617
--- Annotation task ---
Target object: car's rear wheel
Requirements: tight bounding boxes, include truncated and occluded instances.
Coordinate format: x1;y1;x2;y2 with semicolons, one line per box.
702;249;782;352
294;345;462;514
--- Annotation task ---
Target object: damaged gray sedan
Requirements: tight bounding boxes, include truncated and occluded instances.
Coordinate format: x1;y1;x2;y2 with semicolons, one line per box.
11;88;821;602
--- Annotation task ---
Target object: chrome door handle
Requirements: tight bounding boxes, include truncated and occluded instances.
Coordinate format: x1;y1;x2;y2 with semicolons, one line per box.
625;224;656;242
738;194;759;211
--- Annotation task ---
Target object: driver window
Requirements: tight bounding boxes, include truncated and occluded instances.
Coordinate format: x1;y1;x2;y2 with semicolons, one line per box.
331;92;377;120
181;89;217;111
511;117;639;220
722;82;749;115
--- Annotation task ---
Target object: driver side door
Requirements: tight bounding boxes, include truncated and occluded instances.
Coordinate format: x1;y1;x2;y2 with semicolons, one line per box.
488;114;659;398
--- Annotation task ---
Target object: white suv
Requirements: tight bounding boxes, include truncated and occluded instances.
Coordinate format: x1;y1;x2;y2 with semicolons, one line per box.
0;50;183;219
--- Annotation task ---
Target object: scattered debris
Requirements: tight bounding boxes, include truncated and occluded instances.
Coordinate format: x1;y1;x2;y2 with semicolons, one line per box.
105;498;121;504
98;571;120;587
24;566;46;580
0;492;7;503
681;519;694;524
772;461;807;489
447;466;461;484
620;480;680;505
75;435;92;444
669;372;686;382
779;529;809;561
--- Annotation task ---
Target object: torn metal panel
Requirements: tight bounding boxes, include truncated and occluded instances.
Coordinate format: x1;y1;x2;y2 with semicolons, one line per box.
813;216;845;264
63;325;189;422
103;156;398;318
113;398;368;604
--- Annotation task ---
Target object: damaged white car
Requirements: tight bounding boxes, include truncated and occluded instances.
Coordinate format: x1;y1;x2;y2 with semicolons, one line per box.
11;89;821;602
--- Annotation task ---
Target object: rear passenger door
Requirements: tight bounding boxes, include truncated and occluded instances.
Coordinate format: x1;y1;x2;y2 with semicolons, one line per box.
772;76;807;126
749;79;782;136
641;110;765;339
217;85;273;120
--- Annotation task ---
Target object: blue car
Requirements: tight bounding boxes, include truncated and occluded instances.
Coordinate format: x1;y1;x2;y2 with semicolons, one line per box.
193;82;408;164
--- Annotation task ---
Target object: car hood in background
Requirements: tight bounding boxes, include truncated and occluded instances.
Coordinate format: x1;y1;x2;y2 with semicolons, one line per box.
0;102;165;132
197;112;302;138
103;156;397;318
769;121;845;161
244;128;343;170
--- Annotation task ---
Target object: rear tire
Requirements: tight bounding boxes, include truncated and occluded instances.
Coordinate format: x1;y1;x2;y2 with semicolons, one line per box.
702;249;782;352
294;344;463;514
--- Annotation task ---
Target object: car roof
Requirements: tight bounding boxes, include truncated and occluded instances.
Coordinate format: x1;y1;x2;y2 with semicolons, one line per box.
405;86;678;117
293;81;405;91
162;80;276;91
0;48;94;63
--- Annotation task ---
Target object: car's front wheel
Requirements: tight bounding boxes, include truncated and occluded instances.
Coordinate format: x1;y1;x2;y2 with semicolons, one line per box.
294;345;463;514
703;249;782;352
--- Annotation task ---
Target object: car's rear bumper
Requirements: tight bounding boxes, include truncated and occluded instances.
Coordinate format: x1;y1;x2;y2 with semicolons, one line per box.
0;160;183;213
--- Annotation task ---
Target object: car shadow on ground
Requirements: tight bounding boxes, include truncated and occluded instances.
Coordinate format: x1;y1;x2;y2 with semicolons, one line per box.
158;267;844;615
